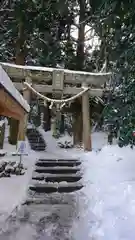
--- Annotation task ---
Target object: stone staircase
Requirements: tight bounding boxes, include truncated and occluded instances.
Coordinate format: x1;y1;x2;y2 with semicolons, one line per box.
25;158;83;203
0;158;83;240
26;128;46;151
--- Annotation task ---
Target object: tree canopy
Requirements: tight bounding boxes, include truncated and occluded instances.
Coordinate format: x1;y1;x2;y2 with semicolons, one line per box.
1;0;135;146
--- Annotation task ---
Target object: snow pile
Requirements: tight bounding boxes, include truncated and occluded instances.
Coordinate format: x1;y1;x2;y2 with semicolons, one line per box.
70;145;135;240
0;151;38;227
0;150;6;157
0;161;26;177
57;134;73;145
57;134;73;149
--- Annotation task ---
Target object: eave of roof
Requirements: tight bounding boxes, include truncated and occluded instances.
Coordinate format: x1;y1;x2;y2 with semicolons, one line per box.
0;66;30;113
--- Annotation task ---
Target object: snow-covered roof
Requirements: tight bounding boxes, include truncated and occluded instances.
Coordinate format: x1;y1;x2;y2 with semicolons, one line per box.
0;66;30;112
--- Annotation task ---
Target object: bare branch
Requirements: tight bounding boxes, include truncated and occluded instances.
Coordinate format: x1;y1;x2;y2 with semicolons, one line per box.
0;9;13;12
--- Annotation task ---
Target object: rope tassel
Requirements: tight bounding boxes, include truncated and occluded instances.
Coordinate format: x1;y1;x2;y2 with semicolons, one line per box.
60;103;66;110
44;100;47;107
49;102;54;109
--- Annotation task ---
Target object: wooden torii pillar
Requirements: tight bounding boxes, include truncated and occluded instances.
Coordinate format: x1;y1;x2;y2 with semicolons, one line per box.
51;70;64;137
82;83;92;151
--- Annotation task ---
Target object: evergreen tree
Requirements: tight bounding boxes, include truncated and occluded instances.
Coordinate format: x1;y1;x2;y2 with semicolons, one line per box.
89;0;135;147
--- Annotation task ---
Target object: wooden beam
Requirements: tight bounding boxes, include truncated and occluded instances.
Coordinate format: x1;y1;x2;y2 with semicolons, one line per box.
0;62;111;87
0;89;25;120
0;108;21;120
0;102;22;120
14;83;104;97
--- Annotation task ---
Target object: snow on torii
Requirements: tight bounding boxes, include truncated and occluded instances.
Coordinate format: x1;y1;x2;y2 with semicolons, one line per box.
0;61;111;87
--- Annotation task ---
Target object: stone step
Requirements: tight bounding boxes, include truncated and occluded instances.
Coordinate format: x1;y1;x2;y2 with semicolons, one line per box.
23;199;69;206
27;143;46;151
39;158;79;162
25;191;78;205
29;182;83;193
26;128;46;151
35;166;81;174
35;160;81;167
32;173;82;182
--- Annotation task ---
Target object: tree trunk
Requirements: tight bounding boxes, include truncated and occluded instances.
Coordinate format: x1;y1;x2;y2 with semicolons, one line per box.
8;21;26;145
0;122;5;149
15;21;26;65
43;103;51;131
59;114;65;134
73;0;86;145
76;0;86;71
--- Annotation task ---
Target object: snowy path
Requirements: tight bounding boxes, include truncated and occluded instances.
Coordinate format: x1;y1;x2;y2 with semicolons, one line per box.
1;131;135;239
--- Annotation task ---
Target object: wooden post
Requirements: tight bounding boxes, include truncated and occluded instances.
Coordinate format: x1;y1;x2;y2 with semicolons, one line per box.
17;76;31;141
0;121;5;149
18;114;28;141
82;83;92;151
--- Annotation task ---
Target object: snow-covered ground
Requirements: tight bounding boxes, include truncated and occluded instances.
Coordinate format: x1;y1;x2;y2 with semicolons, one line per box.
39;129;135;240
0;123;38;228
1;124;135;239
72;145;135;240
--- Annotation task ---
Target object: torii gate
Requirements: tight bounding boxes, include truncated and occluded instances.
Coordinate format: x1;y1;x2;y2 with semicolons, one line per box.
0;62;111;151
